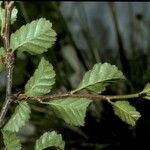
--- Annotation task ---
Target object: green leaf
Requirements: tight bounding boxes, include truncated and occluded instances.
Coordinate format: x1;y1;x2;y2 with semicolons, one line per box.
72;63;125;94
0;47;5;57
11;7;18;24
142;83;150;100
2;130;21;150
87;83;107;94
111;101;141;126
0;2;4;29
25;57;55;96
44;98;92;126
0;47;6;72
35;131;65;150
10;18;56;55
4;101;31;132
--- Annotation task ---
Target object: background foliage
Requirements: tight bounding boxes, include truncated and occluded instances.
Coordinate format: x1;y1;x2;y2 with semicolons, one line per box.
0;2;150;150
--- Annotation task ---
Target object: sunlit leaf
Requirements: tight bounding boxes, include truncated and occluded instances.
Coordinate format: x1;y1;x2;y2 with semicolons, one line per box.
10;18;56;55
142;83;150;100
11;7;18;24
44;98;92;126
72;63;125;94
87;83;107;94
0;2;3;29
111;101;141;126
2;130;21;150
4;101;31;132
35;131;65;150
25;57;55;96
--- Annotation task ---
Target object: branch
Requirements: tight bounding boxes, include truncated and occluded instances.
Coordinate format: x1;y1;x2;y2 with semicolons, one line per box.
0;1;14;128
16;91;144;103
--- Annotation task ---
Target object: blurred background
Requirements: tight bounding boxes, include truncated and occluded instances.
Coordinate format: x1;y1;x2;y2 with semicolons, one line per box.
1;1;150;150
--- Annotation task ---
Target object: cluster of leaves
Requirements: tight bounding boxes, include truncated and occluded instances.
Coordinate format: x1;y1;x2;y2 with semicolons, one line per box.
0;2;150;150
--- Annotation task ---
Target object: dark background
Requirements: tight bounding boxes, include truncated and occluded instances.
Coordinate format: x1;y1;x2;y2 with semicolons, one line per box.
0;2;150;150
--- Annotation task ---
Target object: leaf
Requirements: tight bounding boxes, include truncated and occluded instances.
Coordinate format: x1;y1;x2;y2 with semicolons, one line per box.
10;18;56;55
35;131;65;150
2;130;21;150
0;2;4;30
25;57;55;96
72;63;125;94
87;83;107;94
4;101;31;132
44;98;92;126
0;47;6;72
11;7;18;24
142;83;150;100
0;47;5;57
111;101;141;126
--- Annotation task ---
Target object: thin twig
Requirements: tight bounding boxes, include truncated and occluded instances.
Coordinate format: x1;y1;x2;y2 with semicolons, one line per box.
16;91;144;102
0;1;14;128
